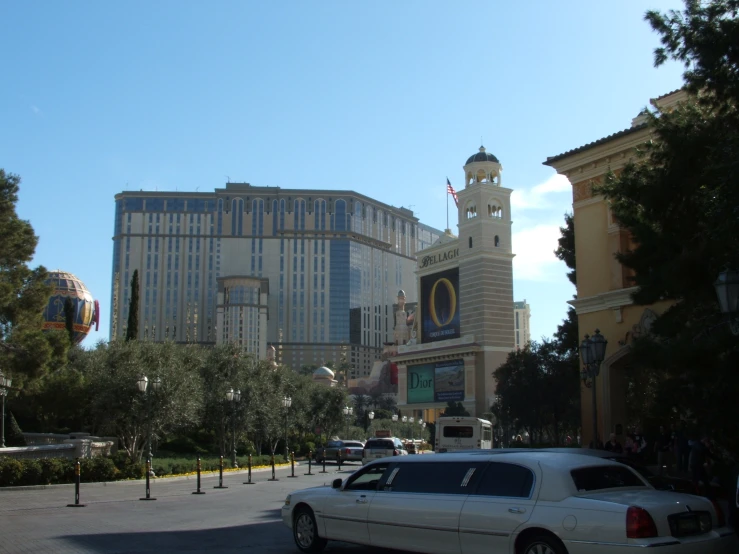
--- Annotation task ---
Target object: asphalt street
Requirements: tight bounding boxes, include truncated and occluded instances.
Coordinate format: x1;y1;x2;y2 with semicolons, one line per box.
0;461;394;554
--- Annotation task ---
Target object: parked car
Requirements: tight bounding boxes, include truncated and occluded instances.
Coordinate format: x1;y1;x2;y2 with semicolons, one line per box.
361;437;407;465
314;440;364;463
282;451;737;554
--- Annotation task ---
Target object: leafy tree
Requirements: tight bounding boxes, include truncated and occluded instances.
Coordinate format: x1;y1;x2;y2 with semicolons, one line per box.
439;401;470;417
5;411;27;446
646;0;739;111
554;213;576;286
0;169;66;382
592;0;739;455
63;297;75;346
494;341;579;445
78;340;204;461
125;270;139;341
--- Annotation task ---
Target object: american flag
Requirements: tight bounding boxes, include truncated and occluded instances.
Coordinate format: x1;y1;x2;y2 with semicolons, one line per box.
446;178;458;206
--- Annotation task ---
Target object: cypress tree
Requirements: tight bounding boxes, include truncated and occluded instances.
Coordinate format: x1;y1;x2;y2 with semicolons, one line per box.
63;297;75;345
125;269;139;341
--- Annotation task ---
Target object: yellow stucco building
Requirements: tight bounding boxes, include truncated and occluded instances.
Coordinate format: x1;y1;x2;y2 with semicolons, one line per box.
543;90;685;446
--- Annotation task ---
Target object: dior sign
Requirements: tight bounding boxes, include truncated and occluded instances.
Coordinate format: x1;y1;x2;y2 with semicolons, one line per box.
419;248;458;269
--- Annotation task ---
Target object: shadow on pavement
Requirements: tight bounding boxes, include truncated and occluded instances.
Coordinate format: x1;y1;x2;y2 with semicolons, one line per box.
59;520;403;554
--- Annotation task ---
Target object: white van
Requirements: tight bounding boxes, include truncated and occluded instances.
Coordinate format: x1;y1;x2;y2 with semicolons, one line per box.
435;417;493;452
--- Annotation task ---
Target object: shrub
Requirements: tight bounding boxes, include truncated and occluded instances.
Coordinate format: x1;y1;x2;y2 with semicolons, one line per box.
20;459;43;486
81;457;117;482
158;436;208;455
39;458;66;485
0;457;24;487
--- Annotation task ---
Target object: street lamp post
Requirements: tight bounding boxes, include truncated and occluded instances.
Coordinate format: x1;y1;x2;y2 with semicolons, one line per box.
0;371;12;448
226;388;241;468
392;414;398;437
402;415;407;440
282;396;292;460
343;406;353;439
579;329;608;448
418;419;423;443
409;417;415;441
137;375;162;476
368;411;374;437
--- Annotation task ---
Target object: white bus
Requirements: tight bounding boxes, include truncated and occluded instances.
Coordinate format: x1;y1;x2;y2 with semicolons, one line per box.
435;417;493;452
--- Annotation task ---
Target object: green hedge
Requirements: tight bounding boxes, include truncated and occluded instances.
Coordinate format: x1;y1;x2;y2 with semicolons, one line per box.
0;453;284;487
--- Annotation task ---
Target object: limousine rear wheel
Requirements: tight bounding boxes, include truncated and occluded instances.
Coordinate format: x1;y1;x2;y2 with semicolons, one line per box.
293;507;327;553
520;534;567;554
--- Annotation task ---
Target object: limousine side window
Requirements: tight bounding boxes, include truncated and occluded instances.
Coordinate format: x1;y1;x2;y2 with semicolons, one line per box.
383;462;485;494
472;462;534;498
344;462;391;491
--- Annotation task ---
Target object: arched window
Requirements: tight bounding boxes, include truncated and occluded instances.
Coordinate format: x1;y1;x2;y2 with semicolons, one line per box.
467;171;474;186
488;204;503;218
494;235;500;247
476;169;487;183
468;237;473;248
465;202;477;219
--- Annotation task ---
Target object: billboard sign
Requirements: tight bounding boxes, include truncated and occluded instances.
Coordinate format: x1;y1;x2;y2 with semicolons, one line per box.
420;268;460;343
407;359;465;404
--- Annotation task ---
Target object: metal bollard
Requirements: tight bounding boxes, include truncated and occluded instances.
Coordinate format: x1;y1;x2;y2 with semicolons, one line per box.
288;451;298;478
140;459;157;501
67;460;86;507
214;455;228;489
192;457;206;494
268;454;279;481
338;449;342;471
305;450;314;475
320;448;328;473
243;454;254;485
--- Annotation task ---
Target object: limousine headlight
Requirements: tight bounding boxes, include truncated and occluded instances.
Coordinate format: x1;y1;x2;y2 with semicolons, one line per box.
284;494;291;506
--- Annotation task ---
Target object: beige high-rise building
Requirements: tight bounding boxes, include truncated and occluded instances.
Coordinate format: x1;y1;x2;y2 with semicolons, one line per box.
393;146;516;421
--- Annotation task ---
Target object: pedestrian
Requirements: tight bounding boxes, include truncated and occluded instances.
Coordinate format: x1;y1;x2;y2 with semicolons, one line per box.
689;436;713;497
624;434;635;456
604;433;623;453
633;427;648;461
654;425;673;476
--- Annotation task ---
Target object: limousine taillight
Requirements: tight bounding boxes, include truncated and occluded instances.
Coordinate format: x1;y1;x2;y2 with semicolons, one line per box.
626;506;658;538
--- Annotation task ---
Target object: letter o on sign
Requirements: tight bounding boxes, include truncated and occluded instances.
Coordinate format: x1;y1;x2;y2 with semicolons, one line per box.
428;278;457;327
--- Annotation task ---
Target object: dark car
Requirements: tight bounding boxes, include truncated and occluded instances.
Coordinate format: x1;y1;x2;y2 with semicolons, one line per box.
315;440;365;463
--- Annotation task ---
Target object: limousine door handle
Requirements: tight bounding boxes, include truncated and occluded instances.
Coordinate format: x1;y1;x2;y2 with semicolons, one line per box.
356;496;368;504
508;507;526;514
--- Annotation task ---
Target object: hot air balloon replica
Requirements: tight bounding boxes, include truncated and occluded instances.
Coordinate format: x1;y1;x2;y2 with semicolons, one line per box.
41;270;99;344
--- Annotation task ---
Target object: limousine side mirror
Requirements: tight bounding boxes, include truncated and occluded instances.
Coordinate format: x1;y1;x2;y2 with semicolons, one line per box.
332;478;343;489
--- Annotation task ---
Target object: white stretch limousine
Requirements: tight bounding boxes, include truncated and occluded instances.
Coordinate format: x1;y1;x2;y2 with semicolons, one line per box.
282;451;737;554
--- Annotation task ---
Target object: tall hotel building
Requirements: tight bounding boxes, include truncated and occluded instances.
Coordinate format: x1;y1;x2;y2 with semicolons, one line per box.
110;183;442;374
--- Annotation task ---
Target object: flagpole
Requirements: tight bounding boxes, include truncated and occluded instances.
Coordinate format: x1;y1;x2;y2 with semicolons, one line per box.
446;182;449;231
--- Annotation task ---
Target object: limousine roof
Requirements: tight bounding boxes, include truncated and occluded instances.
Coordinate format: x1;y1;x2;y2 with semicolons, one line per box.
384;451;632;501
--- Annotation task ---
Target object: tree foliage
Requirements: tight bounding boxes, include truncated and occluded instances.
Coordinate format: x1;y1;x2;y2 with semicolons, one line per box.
554;212;576;287
0;169;67;383
493;340;580;446
593;0;739;456
125;270;139;341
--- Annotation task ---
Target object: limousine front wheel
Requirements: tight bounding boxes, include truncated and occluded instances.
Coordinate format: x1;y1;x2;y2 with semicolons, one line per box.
293;507;327;553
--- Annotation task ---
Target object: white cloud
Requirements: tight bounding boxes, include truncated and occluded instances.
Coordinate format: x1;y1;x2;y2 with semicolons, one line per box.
511;173;570;210
512;224;566;281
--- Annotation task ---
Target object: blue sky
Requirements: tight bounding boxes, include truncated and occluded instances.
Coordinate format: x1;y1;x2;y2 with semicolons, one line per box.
2;1;685;347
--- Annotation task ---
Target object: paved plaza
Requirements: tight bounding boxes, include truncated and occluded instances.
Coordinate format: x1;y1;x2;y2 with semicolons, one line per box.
0;461;386;554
